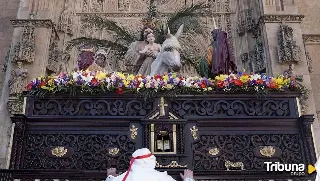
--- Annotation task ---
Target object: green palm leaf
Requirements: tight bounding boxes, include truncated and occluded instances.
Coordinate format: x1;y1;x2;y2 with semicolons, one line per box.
65;37;128;56
167;3;205;33
82;15;135;43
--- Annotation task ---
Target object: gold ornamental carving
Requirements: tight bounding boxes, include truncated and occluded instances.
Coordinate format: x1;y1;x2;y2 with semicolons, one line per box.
190;126;198;140
225;160;245;171
259;146;276;157
51;146;68;157
155;161;187;168
208;148;219;156
130;125;138;139
108;148;120;156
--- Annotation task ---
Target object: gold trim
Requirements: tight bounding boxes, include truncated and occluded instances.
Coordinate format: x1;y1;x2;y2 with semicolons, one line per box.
190;126;198;140
259;146;276;157
51;146;68;157
225;160;245;171
108;148;120;156
150;124;177;154
155;161;187;168
130;125;138;140
208;148;219;156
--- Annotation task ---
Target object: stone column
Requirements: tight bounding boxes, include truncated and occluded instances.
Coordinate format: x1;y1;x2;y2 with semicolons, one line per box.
260;0;320;156
0;0;57;168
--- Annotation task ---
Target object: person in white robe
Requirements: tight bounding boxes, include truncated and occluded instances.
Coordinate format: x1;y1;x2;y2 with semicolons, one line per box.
105;148;195;181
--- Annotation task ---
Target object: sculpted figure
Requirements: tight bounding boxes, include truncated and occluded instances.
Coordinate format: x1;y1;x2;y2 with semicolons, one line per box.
9;61;28;95
105;148;195;181
149;24;184;76
137;33;161;76
77;45;95;71
87;48;113;72
124;26;157;75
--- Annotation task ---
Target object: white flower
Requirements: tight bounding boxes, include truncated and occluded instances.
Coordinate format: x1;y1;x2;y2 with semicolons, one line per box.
250;74;261;81
82;74;93;83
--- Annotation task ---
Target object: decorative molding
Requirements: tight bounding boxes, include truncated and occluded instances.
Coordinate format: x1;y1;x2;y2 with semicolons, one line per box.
130;125;138;140
208;148;220;156
303;34;320;44
7;96;25;116
260;14;304;23
225;160;245;171
155;161;187;168
11;19;54;28
51;147;68;157
237;9;255;36
259;146;276;157
190;126;198;140
108;148;120;156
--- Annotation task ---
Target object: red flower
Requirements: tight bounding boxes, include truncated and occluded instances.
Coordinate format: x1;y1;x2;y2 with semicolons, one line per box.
39;81;45;88
136;82;140;88
215;80;224;88
26;83;33;90
154;75;162;80
91;78;98;85
256;79;263;85
269;81;278;89
200;82;206;88
116;88;123;94
233;79;243;86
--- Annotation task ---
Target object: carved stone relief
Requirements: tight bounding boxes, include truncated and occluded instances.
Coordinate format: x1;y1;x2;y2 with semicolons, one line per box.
7;97;25;116
305;51;313;73
277;24;301;64
47;29;65;74
118;0;130;11
237;9;255;36
13;26;36;63
9;61;28;96
58;0;75;35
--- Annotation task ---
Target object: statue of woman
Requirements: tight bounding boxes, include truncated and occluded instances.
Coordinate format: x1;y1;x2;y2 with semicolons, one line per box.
124;26;158;75
137;33;161;76
9;61;28;95
86;48;113;72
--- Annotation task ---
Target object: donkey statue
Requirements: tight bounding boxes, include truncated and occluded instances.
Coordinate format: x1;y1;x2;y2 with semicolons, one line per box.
149;24;184;76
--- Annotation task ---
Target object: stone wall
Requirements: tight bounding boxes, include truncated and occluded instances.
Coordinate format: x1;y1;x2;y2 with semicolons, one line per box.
0;0;19;168
0;0;19;93
296;0;320;156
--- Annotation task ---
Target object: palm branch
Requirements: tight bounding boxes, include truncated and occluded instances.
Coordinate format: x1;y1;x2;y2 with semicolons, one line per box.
65;37;128;56
155;3;206;43
82;15;135;43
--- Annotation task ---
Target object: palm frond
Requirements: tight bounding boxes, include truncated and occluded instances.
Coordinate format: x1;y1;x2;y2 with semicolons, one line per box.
82;15;135;43
166;3;205;33
65;37;128;56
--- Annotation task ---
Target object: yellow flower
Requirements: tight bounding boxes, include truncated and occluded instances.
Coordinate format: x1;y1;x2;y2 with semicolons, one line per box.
163;75;169;81
215;74;228;81
118;72;126;80
240;75;249;83
123;80;130;87
127;74;135;81
274;77;284;85
96;72;107;81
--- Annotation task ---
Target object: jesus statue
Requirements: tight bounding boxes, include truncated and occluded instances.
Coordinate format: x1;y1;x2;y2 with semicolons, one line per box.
106;148;195;181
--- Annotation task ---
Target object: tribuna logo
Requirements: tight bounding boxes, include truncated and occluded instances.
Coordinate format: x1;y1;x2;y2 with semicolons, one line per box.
264;162;305;176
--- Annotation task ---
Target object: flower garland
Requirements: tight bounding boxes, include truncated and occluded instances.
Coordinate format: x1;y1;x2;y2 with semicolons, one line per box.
26;71;299;98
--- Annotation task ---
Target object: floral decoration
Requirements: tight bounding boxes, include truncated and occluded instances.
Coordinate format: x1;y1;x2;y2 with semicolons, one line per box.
26;71;300;98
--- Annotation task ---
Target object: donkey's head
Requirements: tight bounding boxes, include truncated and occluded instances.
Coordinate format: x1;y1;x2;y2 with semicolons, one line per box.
160;24;184;72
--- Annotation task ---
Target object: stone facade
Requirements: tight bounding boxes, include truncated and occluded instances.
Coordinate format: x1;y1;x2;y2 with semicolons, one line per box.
0;0;319;168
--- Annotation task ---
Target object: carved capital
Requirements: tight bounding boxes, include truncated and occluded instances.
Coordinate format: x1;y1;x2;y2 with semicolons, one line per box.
11;19;54;28
260;14;304;23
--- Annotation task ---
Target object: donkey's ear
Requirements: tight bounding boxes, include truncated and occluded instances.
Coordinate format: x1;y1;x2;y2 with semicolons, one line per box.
167;27;171;35
175;24;184;39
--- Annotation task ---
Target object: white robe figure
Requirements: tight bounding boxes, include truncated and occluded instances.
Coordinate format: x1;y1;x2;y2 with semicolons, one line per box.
106;148;194;181
315;157;320;181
